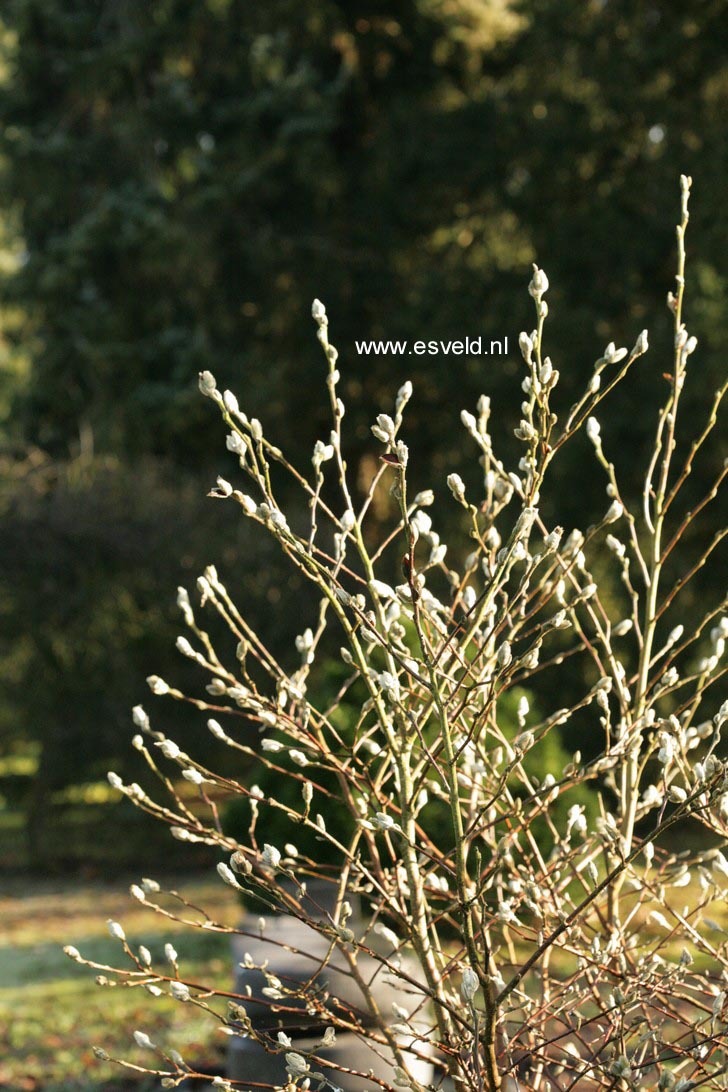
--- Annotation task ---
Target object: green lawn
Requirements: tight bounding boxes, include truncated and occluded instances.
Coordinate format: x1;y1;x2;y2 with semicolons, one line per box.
0;873;239;1091
3;849;726;1090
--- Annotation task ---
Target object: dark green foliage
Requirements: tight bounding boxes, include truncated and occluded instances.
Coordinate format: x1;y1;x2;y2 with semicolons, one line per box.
1;0;726;861
0;451;283;860
222;667;596;888
3;1;727;479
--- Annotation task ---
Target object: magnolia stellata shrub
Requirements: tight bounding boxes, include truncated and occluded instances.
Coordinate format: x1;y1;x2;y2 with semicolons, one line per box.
66;176;728;1092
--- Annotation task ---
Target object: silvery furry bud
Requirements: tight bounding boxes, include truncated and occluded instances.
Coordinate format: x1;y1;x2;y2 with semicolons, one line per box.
226;431;245;454
528;265;549;301
461;409;478;436
496;642;512;669
460;966;479;1003
633;329;649;355
543;527;562;552
262;844;282;869
208;718;226;739
603;342;628;364
133;1030;156;1051
217;862;242;889
157;740;181;760
312;440;334;468
586;417;601;445
515;506;538;538
371;414;396;444
107;920;126;941
146;675;169;695
519;331;533;361
132;705;150;731
396;380;413;411
198;370;218;397
611;1057;632;1079
175;636;195;658
447;473;467;504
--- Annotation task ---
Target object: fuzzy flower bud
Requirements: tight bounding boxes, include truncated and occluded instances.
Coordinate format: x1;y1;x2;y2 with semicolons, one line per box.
198;371;218;398
634;329;649;355
157;740;181;760
586;417;601;446
518;331;533;361
461;409;478;436
107;920;126;941
611;1057;632;1079
133;1030;156;1051
460;966;479;1003
447;473;467;504
605;500;623;523
496;642;512;670
147;674;170;696
262;844;282;870
528;265;549;301
214;476;233;497
132;705;150;731
285;1053;311;1078
371;413;396;444
175;636;195;658
226;431;245;455
396;380;413;412
515;506;538;538
217;862;241;889
312;440;334;468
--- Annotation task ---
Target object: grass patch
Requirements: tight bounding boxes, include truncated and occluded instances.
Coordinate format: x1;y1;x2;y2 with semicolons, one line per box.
0;874;238;1090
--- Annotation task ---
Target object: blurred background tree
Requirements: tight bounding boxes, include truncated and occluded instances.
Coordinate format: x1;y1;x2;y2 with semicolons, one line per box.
1;0;726;868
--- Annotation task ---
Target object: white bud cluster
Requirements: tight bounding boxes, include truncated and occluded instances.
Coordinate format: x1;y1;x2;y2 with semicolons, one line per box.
371;413;396;444
447;473;467;505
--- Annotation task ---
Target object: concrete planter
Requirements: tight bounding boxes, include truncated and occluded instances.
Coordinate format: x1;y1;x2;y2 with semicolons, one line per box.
227;882;434;1090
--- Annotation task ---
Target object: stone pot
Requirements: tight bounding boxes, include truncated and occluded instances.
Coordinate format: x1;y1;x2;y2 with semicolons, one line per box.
226;880;434;1090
